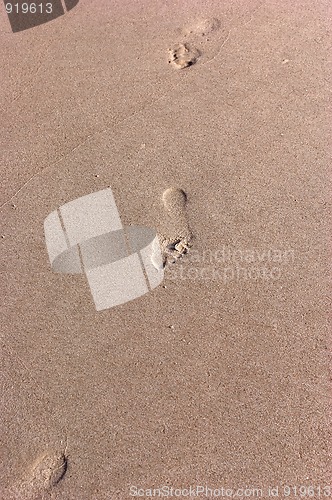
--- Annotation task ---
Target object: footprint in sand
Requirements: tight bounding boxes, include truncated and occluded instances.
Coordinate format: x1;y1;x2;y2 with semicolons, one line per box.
168;43;200;69
182;17;221;37
152;187;193;269
168;17;227;69
29;451;67;490
12;449;68;499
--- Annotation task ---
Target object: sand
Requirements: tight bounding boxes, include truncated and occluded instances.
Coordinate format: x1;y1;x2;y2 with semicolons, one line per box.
1;0;331;498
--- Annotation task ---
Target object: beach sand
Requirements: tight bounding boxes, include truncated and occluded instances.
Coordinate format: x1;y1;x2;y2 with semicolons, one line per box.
1;0;331;498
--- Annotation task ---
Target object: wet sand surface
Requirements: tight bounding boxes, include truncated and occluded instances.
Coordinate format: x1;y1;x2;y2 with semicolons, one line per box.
1;0;331;498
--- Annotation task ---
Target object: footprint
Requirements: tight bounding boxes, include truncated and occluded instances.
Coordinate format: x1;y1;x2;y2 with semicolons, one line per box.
153;188;193;268
168;43;200;69
10;450;68;499
182;17;221;37
28;451;67;490
167;17;227;68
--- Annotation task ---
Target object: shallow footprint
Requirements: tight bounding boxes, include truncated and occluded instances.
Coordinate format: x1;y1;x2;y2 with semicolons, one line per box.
182;17;221;37
11;450;68;499
180;17;228;65
154;188;193;268
168;43;200;69
29;451;67;490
